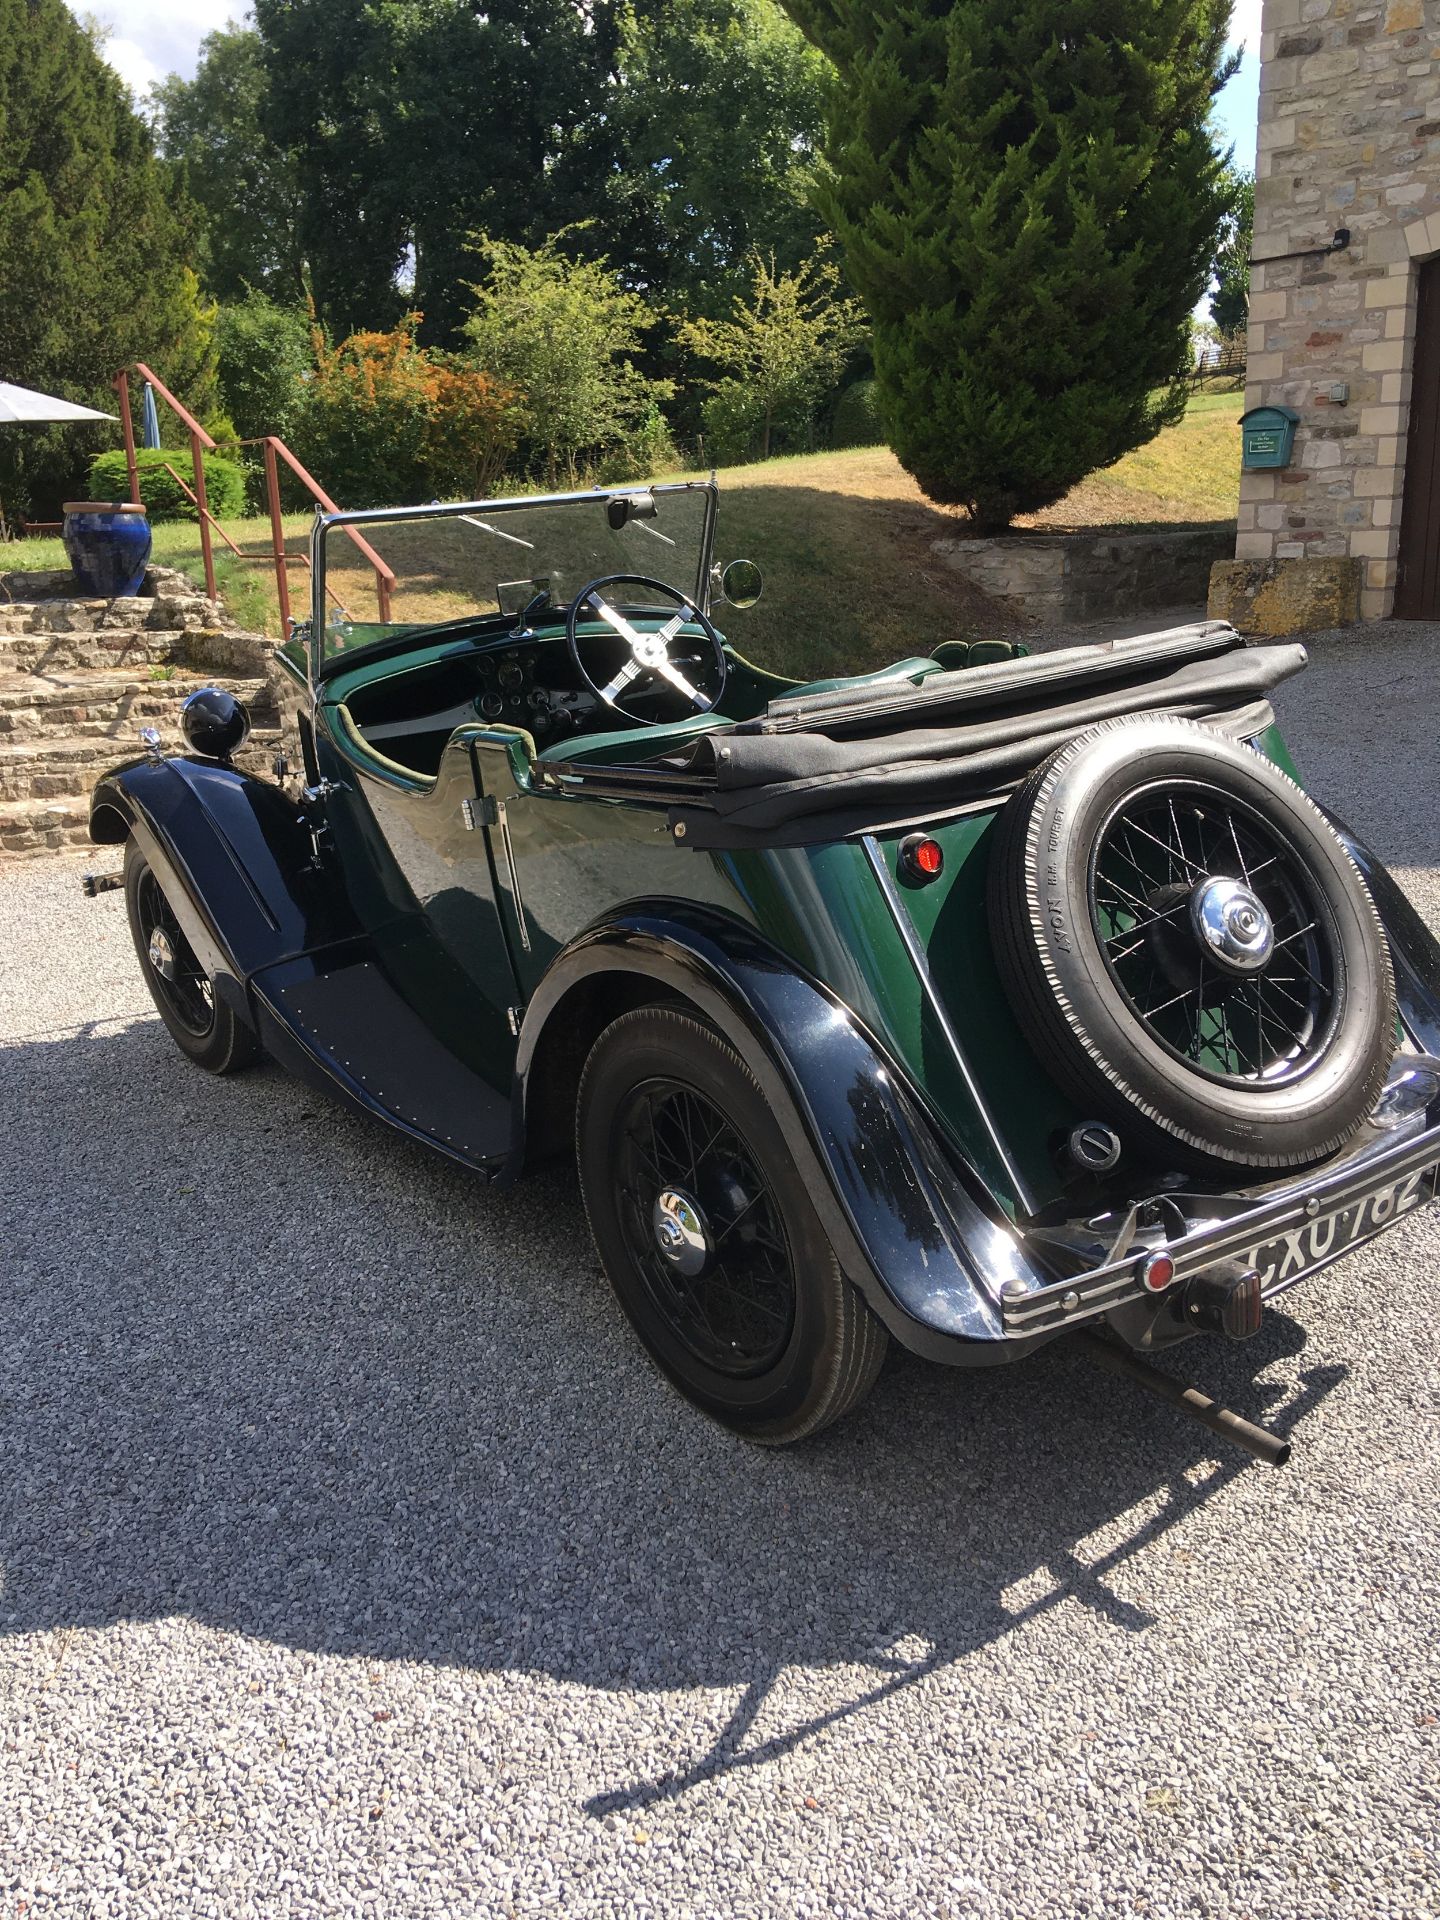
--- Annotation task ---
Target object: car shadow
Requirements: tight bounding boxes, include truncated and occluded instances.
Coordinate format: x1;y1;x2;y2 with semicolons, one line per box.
1;1015;1347;1816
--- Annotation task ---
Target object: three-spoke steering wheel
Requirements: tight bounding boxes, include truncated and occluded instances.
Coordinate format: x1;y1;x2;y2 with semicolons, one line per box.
566;574;727;723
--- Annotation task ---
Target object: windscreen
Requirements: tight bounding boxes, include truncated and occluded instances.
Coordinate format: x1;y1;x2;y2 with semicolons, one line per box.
316;484;714;667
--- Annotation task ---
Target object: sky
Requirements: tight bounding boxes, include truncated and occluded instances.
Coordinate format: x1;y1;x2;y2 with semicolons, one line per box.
73;0;1264;171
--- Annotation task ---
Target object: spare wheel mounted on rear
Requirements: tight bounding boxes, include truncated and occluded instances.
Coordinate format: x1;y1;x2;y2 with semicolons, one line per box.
988;716;1396;1173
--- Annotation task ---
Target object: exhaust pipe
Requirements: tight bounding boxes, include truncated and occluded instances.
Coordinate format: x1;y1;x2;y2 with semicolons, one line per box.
1075;1331;1292;1468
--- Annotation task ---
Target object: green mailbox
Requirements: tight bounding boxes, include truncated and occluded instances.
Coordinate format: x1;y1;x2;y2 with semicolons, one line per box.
1239;404;1300;471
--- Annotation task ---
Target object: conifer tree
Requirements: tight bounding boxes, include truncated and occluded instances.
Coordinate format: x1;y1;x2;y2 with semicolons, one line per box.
777;0;1237;530
0;0;211;514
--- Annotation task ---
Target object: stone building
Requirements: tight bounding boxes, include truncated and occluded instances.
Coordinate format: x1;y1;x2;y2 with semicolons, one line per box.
1232;0;1440;624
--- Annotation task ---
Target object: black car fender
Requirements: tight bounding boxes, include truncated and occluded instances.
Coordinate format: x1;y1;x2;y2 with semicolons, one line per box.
512;905;1047;1362
89;756;359;1022
1322;810;1440;1057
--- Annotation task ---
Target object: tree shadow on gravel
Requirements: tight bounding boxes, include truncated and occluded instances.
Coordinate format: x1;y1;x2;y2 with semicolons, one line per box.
0;1016;1347;1814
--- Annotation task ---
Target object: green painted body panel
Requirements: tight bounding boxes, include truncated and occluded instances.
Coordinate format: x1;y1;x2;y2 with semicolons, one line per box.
300;607;1302;1225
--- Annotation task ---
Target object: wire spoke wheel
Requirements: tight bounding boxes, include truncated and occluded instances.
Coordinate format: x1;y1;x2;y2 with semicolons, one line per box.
134;863;215;1038
1089;783;1341;1087
989;717;1395;1173
614;1076;796;1377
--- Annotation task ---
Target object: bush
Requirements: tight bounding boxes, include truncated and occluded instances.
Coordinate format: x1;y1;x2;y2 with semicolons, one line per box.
595;403;680;484
829;378;885;449
87;446;248;521
463;232;673;485
291;318;520;508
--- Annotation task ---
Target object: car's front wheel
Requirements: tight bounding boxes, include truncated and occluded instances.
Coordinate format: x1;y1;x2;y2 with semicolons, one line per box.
576;1006;888;1443
124;840;258;1074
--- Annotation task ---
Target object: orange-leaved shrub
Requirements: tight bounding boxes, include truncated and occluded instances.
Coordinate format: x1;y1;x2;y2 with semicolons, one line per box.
294;317;520;508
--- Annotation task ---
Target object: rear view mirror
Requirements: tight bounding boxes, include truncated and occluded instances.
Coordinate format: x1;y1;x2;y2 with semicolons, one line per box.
606;490;658;530
716;558;764;609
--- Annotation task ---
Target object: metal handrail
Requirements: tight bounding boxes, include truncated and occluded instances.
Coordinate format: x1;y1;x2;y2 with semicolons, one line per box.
112;360;396;634
114;364;219;599
243;435;395;627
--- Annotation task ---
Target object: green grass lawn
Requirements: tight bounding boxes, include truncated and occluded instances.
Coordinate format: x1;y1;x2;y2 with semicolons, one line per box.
7;390;1240;678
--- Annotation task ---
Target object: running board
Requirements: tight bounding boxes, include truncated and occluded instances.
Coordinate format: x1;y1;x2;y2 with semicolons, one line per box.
250;948;511;1176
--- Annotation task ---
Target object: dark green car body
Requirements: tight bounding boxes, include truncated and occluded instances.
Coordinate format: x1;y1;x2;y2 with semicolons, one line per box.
89;481;1440;1402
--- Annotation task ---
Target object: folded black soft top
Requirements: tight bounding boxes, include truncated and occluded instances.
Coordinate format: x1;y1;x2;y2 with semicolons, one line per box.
659;623;1309;847
742;619;1249;738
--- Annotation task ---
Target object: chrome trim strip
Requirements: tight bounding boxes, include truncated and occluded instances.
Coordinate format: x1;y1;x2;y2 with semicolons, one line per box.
861;834;1038;1218
1003;1118;1440;1335
495;798;531;954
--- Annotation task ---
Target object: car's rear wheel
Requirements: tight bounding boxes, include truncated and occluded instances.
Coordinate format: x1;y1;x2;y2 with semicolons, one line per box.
988;717;1395;1173
124;839;257;1074
576;1006;888;1442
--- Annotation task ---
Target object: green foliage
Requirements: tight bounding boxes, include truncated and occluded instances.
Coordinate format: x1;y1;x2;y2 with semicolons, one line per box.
214;292;313;443
682;251;864;461
292;318;520;508
607;0;831;315
252;0;625;345
464;233;674;485
595;404;681;484
151;29;304;305
829;377;885;449
1211;167;1254;338
777;0;1237;530
88;446;248;521
0;0;211;517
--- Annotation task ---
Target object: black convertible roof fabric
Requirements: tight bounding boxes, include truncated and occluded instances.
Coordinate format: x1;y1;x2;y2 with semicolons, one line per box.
662;625;1309;849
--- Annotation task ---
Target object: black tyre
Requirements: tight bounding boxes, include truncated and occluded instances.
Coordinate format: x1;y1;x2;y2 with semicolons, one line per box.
576;1006;888;1443
988;717;1395;1172
124;839;258;1074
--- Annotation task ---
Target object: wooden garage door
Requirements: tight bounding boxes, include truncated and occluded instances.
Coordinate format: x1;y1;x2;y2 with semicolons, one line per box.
1395;257;1440;618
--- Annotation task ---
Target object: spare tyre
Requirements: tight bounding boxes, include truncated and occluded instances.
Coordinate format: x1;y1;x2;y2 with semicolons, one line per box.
988;716;1395;1173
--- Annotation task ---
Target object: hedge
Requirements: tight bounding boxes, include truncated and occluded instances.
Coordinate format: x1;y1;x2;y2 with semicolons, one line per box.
88;447;248;522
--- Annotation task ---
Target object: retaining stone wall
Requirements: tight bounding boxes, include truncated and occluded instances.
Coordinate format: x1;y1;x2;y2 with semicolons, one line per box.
931;526;1236;624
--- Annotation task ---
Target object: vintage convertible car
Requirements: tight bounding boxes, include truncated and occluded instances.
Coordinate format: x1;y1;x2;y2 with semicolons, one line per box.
85;480;1440;1462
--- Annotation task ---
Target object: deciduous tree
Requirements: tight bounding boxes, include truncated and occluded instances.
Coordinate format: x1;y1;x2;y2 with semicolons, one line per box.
463;233;673;484
681;251;864;460
151;29;305;306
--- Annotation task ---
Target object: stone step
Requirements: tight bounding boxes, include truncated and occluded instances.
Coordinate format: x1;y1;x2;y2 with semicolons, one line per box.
0;672;273;740
0;719;284;802
0;629;175;673
0;592;234;636
0;794;94;857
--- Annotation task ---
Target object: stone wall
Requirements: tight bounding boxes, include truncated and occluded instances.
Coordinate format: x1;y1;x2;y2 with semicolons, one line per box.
932;526;1235;624
1240;0;1440;619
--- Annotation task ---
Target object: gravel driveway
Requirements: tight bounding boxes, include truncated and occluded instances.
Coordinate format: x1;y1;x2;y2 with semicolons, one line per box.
2;621;1437;1919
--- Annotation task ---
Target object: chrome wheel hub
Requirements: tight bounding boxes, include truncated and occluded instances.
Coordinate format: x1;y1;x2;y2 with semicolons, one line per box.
147;925;177;981
1190;877;1274;975
652;1187;710;1277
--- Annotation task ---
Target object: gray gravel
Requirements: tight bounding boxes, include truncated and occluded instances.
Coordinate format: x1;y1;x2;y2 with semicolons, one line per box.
1;620;1438;1920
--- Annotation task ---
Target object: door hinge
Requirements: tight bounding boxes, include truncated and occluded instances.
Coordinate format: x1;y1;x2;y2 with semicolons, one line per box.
506;1005;524;1036
462;794;499;831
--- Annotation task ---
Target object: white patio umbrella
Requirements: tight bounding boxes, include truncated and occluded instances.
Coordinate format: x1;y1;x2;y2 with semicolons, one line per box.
0;381;117;540
0;380;116;425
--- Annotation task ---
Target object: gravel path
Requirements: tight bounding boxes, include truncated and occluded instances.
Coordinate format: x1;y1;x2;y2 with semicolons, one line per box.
1;622;1437;1919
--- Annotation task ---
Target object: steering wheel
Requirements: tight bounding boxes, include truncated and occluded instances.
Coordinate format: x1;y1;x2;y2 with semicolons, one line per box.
566;574;727;723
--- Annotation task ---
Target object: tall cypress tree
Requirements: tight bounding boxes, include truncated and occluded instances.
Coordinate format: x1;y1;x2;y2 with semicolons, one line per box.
0;0;211;515
777;0;1236;530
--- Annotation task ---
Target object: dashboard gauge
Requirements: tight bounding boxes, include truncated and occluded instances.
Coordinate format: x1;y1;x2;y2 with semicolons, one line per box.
498;660;525;690
479;692;504;719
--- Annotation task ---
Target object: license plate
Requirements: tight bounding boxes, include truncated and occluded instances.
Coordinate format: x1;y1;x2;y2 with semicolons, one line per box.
1244;1155;1440;1292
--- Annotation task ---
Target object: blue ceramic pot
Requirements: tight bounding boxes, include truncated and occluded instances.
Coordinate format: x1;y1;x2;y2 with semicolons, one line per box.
62;500;153;598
